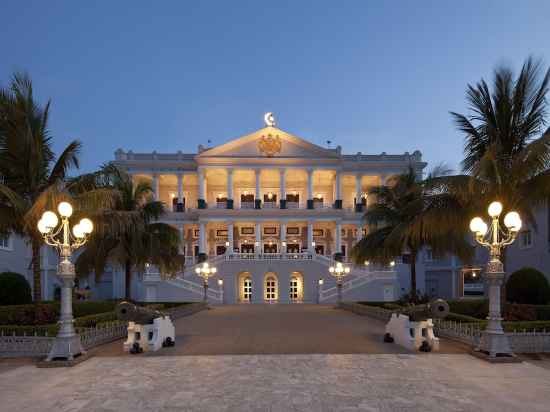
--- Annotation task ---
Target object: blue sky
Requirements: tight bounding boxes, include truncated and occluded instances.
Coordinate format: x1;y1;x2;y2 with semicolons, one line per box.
2;1;549;174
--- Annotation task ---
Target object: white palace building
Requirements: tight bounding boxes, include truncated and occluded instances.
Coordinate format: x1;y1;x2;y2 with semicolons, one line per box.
112;114;427;304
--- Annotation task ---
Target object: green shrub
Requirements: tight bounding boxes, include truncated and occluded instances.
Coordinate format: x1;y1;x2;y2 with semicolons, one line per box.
0;272;32;305
506;267;550;305
447;299;488;319
445;312;482;323
0;324;58;336
502;320;550;332
73;301;118;317
503;303;537;321
534;305;550;320
74;312;117;328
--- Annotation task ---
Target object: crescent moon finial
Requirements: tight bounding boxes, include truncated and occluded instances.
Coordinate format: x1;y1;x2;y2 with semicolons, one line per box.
264;112;275;127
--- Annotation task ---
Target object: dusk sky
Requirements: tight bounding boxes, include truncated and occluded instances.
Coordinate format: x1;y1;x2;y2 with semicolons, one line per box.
2;1;549;174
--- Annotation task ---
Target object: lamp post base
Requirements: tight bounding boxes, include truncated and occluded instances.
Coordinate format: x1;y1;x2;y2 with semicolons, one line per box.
46;334;85;361
476;330;513;358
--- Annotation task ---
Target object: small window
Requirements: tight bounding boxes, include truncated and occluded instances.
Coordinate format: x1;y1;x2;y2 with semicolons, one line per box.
216;229;228;237
287;227;300;235
193;229;200;238
241;227;254;235
264;227;277;235
520;230;533;249
313;229;324;237
425;248;433;262
0;234;11;250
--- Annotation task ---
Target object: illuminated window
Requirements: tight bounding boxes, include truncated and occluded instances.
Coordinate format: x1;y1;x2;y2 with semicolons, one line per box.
243;277;252;301
0;234;11;250
520;230;533;249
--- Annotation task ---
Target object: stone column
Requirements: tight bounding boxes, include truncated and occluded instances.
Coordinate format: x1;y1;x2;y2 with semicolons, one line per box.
355;174;363;212
280;222;287;253
307;221;314;251
198;170;206;209
334;171;342;209
356;224;363;243
255;170;261;209
279;169;287;209
152;174;159;201
335;222;342;259
177;172;184;211
307;169;314;209
179;224;185;254
255;222;261;254
199;222;207;258
227;222;234;254
227;169;234;209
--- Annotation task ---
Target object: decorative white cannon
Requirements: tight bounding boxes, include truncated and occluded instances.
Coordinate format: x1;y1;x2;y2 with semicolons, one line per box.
384;299;449;352
116;302;175;353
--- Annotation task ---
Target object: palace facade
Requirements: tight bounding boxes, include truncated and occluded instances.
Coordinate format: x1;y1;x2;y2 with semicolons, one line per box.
111;114;427;304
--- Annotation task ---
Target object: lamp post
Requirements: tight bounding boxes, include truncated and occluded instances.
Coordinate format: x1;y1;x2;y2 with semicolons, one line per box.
195;262;217;302
469;201;522;358
37;201;93;361
218;278;224;304
328;262;350;306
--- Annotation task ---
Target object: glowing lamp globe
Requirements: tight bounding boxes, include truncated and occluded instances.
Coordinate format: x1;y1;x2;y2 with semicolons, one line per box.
504;211;522;232
42;211;59;229
390;261;396;267
37;219;49;234
211;267;217;274
58;201;73;218
329;267;335;273
195;268;201;274
72;224;85;239
488;201;503;218
79;218;93;234
469;217;485;234
344;267;351;274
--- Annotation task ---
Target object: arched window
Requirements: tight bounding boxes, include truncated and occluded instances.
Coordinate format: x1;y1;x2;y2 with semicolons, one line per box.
264;274;278;302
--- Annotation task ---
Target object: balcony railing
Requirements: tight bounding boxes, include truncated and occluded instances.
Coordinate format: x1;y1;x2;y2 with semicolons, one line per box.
263;201;278;209
216;202;227;209
240;201;255;209
226;252;313;261
287;202;299;209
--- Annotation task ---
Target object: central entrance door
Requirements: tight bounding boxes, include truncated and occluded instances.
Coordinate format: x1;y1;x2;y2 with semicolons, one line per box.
264;274;278;302
243;277;252;302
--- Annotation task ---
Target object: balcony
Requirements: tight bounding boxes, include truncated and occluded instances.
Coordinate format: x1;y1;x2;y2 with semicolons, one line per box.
216;201;227;209
287;201;299;209
263;201;278;209
241;201;255;209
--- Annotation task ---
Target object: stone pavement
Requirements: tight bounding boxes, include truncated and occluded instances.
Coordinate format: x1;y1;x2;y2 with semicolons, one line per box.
2;354;550;411
98;304;467;356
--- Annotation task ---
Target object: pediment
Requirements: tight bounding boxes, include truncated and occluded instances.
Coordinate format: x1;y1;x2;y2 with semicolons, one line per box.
196;127;339;159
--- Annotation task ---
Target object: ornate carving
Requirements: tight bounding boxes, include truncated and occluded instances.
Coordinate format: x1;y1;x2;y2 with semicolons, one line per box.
258;134;282;157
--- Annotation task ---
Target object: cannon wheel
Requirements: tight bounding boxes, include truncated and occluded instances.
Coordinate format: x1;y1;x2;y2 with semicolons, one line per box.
383;333;394;343
164;337;175;347
130;342;143;354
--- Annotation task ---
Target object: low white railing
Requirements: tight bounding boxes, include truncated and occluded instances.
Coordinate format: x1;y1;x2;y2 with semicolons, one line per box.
287;202;299;209
166;277;223;301
225;252;313;261
263;201;278;209
319;271;394;302
215;202;227;209
240;202;255;209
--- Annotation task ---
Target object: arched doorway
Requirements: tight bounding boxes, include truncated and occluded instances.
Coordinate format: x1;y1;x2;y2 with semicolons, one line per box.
238;272;253;303
264;272;278;302
290;272;304;302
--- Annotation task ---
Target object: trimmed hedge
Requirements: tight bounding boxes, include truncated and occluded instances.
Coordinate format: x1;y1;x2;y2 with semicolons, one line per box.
0;272;32;305
506;267;550;305
447;299;488;318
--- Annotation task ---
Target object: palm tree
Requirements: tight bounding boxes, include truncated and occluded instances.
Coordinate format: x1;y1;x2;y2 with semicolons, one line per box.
351;168;473;302
0;73;83;301
446;57;550;224
74;164;182;299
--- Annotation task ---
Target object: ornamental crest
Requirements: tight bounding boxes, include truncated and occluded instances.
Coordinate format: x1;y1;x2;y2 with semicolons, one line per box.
258;134;282;157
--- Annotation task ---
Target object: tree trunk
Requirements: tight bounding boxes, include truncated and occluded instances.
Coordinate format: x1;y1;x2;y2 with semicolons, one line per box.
410;252;417;303
31;237;42;302
125;260;132;300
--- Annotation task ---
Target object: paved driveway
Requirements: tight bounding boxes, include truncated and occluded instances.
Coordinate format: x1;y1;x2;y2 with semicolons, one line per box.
99;304;467;356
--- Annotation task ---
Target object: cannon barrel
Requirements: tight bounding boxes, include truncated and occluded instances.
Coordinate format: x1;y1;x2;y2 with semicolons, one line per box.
398;299;450;321
115;301;165;324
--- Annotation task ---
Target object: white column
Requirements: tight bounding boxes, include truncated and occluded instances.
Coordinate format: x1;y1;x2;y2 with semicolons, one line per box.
280;222;286;253
177;173;183;204
179;224;185;254
199;222;206;254
307;169;313;201
255;170;261;202
152;174;159;200
227;222;234;254
255;222;261;254
198;170;206;200
355;174;362;204
335;222;342;255
307;221;314;251
227;169;234;200
280;169;286;204
335;171;342;200
356;224;363;243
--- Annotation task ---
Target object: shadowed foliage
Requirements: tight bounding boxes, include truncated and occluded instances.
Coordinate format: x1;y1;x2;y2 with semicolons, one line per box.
74;164;182;299
351;168;474;302
0;73;88;301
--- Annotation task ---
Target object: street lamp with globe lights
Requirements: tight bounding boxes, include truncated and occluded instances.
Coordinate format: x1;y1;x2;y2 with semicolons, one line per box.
195;262;217;302
328;262;351;306
469;201;522;359
37;201;93;361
